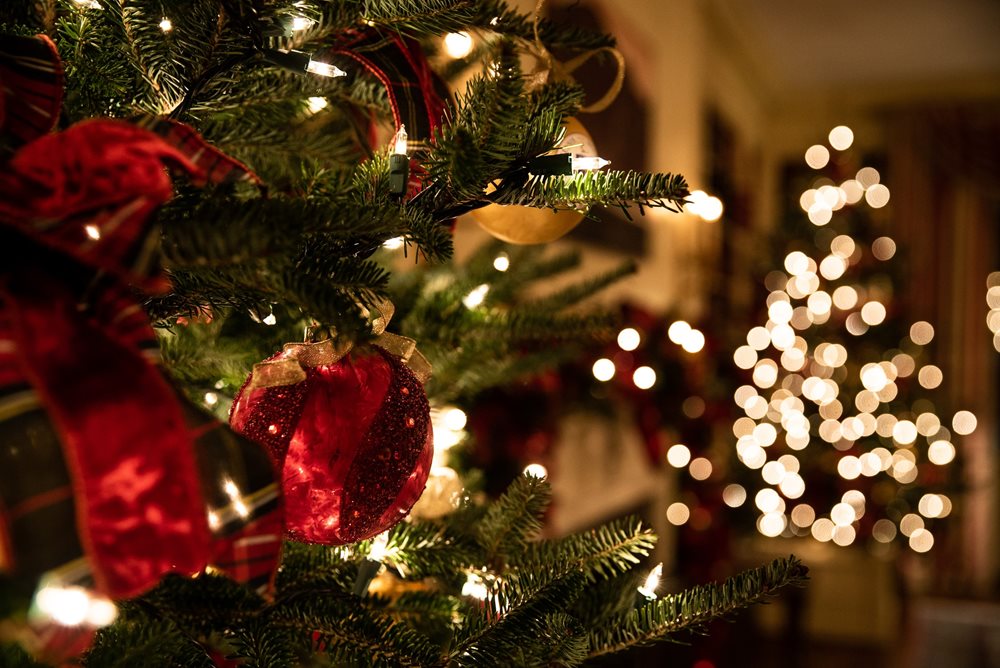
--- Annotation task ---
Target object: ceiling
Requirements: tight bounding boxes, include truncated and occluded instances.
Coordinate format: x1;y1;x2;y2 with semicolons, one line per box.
719;0;1000;93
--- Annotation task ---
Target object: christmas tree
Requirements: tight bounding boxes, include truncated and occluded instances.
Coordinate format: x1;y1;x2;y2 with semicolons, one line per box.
0;1;805;665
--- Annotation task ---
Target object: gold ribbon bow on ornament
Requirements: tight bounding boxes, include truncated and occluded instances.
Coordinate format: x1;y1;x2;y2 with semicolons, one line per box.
524;0;626;113
248;300;432;390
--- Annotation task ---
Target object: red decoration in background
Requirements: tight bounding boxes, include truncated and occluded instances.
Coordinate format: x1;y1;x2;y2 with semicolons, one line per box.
232;345;433;545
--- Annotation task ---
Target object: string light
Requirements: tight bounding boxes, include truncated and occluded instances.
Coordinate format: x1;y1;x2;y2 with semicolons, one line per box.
637;563;663;600
523;463;548;478
462;284;490;309
443;31;474;59
34;584;118;627
291;16;314;31
633;366;657;390
262;313;277;326
264;49;347;78
462;572;489;600
84;224;101;240
73;0;102;8
592;358;615;382
617;327;641;351
685;190;724;221
493;253;510;272
382;236;405;250
306;96;328;113
158;17;172;32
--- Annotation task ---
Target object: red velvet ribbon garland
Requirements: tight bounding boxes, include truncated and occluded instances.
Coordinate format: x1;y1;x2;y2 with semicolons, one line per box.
0;115;260;598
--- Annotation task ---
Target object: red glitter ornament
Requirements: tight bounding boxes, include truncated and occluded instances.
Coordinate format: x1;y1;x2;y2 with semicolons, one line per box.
231;343;433;545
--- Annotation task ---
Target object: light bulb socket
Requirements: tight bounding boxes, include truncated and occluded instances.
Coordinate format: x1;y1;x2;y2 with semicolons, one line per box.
389;153;409;196
526;154;573;176
263;48;311;73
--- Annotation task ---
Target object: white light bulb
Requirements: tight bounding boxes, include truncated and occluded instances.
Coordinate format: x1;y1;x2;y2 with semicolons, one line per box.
306;59;347;78
617;327;641;351
443;31;474;59
462;572;489;600
84;224;101;240
462;284;490;309
291;16;313;31
637;563;663;600
159;17;173;32
633;366;656;390
523;463;548;478
382;236;404;250
392;124;408;155
571;156;611;171
592;358;615;382
306;96;328;113
368;532;389;562
493;254;510;271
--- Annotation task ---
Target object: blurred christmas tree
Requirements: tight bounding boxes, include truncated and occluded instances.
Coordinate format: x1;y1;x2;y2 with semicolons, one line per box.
721;125;972;553
0;1;805;665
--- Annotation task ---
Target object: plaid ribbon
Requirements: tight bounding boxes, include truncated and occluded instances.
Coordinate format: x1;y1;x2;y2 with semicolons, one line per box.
324;30;449;142
0;35;63;150
0;35;279;603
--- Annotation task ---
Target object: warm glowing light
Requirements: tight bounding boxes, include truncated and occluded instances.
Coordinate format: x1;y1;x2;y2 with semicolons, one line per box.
291;16;314;31
84;224;101;240
392;124;408;155
523;463;548;478
830;502;856;526
668;320;691;344
383;236;405;250
34;585;118;627
203;392;218;406
918;494;945;518
618;327;641;351
900;513;924;537
637;563;663;600
444;31;474;59
856;167;880;188
307;58;348;78
819;255;847;280
805;144;830;169
462;284;490;309
811;518;835;542
909;528;934;553
758;512;786;537
633;366;657;390
872;237;896;260
755;488;782;513
928;440;956;465
860;363;889;392
592;358;616;382
761;461;787;485
666;502;690;525
367;532;390;561
837;456;862;480
952;410;977;435
918;365;943;389
723;484;747;508
493;253;510;271
865;184;891;208
159;16;173;31
841;180;864;204
747;326;771;350
832;524;856;546
442;407;467;432
462;572;488;600
892;420;918;445
791;504;815;528
682;329;706;353
784;251;811;276
861;301;887;326
571;156;612;172
734;345;758;370
828;125;854;150
689;457;713;480
832;286;858;310
667;444;692;468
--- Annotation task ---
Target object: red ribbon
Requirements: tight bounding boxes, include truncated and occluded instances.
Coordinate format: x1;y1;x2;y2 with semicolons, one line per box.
0;111;260;597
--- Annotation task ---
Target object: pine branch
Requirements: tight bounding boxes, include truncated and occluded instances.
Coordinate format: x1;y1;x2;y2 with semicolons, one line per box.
475;474;549;564
490;170;690;218
587;556;809;660
512;516;655;584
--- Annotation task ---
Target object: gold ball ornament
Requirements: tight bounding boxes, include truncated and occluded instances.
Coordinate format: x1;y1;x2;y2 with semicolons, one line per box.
473;117;598;245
